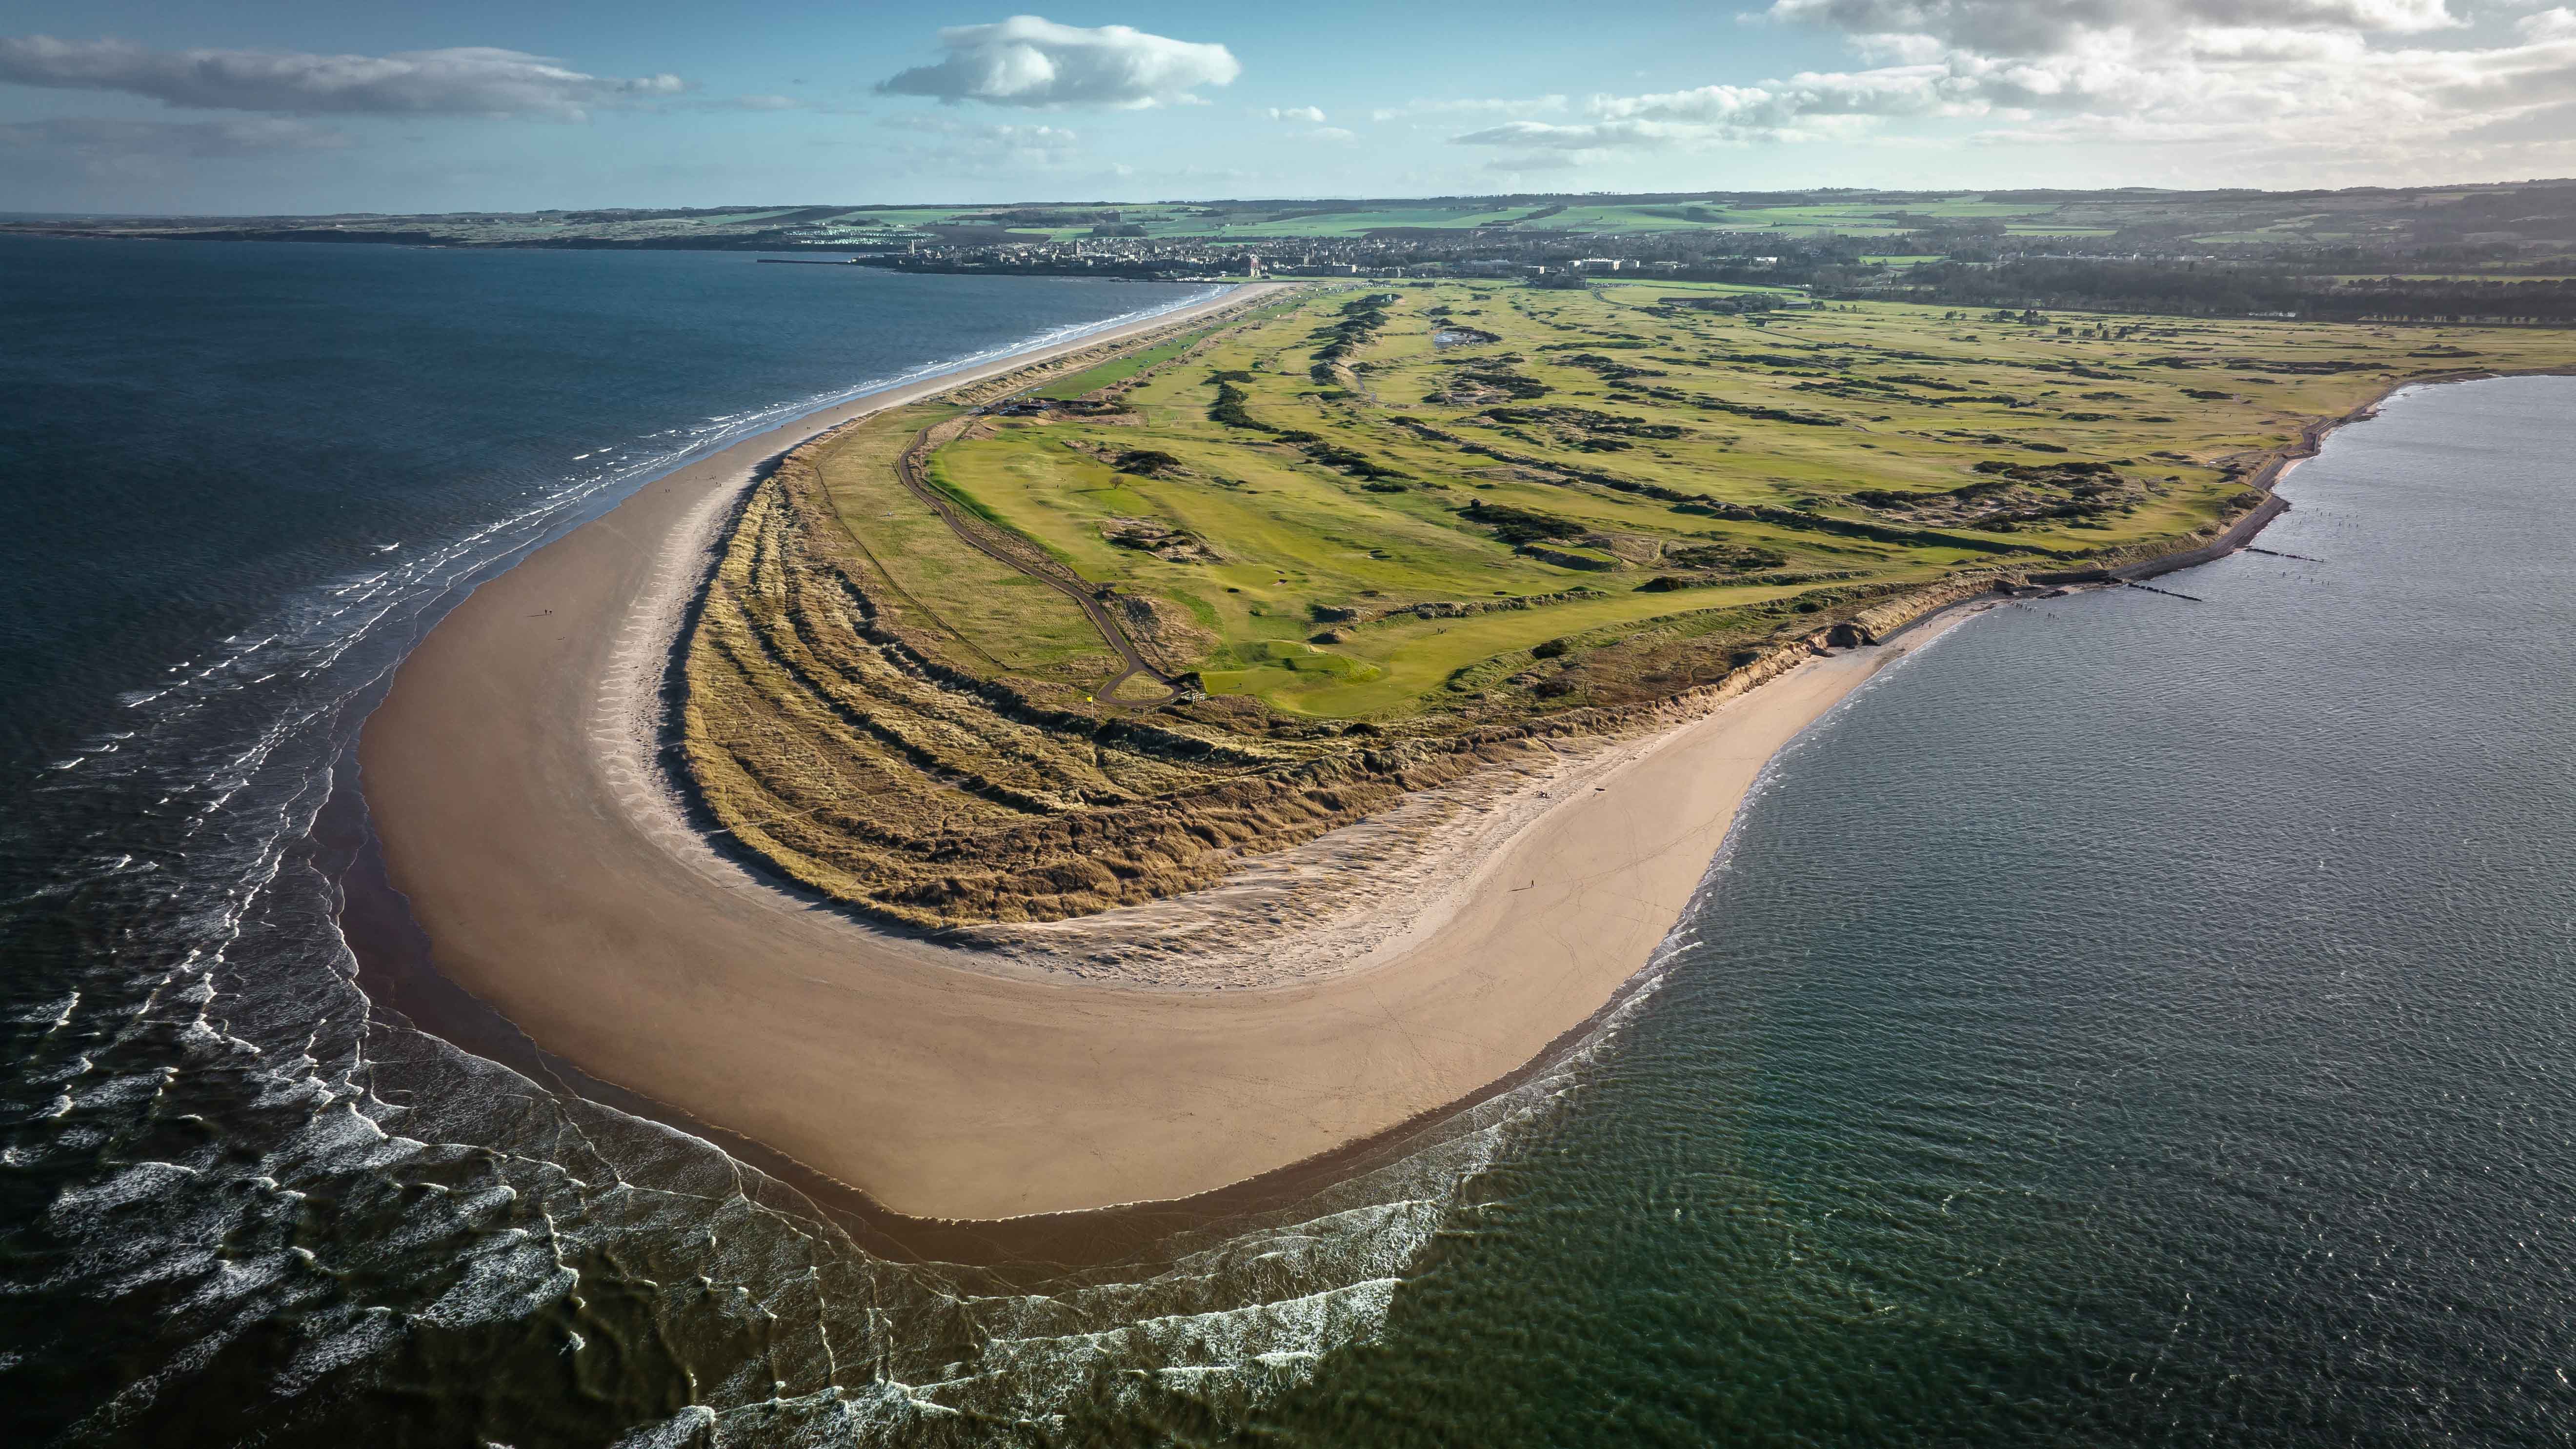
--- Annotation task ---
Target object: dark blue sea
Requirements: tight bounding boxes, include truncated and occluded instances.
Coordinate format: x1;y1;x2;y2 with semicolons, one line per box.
3;237;2574;1446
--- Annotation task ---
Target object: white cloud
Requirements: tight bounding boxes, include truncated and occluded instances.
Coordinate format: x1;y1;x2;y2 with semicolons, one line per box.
1762;0;2460;57
0;36;685;118
2517;6;2576;40
875;16;1239;109
1372;95;1568;122
1267;104;1326;122
1449;71;1971;152
1452;119;1695;150
1304;125;1357;142
1446;0;2576;176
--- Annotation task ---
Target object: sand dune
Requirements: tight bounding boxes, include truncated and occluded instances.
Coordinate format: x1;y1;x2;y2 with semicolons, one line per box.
360;284;1969;1222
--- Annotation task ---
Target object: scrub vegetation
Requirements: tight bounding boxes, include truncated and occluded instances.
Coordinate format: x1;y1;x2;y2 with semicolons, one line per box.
683;281;2576;925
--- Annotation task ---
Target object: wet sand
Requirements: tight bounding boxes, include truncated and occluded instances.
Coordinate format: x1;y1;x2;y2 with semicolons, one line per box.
361;283;1969;1222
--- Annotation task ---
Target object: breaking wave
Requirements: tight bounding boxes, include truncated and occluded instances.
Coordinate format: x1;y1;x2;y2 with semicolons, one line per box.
0;282;1648;1444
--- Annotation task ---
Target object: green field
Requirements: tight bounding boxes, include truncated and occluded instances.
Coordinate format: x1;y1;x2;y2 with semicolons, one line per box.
22;182;2576;259
801;196;2150;242
908;283;2557;716
679;279;2576;924
1028;330;1210;400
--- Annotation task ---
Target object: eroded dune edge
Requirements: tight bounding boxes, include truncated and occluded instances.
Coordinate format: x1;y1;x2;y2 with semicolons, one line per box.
365;282;2515;1224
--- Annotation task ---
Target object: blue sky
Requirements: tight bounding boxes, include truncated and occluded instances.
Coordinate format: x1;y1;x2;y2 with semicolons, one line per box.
4;1;2574;213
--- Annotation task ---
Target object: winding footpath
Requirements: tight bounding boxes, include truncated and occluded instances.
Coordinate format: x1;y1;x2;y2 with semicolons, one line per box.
888;416;1184;706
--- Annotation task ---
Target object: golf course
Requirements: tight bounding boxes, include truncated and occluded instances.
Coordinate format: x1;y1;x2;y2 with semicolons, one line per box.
682;278;2571;925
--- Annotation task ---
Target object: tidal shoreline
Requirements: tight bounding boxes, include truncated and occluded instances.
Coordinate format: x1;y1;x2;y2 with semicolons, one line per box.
348;274;2555;1231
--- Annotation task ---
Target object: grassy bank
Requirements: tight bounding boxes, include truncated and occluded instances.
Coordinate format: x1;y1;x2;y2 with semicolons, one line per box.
682;282;2576;924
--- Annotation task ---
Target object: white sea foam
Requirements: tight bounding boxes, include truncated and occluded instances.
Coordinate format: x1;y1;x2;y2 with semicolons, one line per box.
11;282;1654;1444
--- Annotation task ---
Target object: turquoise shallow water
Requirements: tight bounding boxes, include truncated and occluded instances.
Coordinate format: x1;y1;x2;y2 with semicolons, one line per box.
3;235;2571;1445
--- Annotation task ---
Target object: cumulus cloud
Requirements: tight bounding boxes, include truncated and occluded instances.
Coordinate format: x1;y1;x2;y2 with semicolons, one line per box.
0;36;685;118
1252;104;1349;141
875;16;1238;108
1449;72;1967;153
1447;0;2576;175
2518;5;2576;40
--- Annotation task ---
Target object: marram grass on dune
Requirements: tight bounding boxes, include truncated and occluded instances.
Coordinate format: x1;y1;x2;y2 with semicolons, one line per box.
680;280;2576;926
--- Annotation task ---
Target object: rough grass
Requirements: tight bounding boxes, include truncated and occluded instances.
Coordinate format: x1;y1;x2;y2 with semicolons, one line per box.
680;282;2576;925
683;431;1585;924
811;408;1116;685
1029;329;1208;400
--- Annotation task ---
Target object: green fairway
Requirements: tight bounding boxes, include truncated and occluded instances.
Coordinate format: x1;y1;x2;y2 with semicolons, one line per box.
680;277;2576;925
892;281;2576;719
1027;329;1212;400
811;407;1119;685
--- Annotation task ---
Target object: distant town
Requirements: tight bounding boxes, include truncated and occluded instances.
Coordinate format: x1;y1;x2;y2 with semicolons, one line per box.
11;182;2573;323
838;222;1783;284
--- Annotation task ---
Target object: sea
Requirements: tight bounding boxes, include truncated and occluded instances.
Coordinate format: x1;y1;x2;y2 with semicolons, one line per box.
2;236;2572;1447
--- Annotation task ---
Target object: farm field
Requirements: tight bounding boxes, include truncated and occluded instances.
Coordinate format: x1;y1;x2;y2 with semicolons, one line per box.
20;184;2573;256
20;183;2576;256
680;278;2576;923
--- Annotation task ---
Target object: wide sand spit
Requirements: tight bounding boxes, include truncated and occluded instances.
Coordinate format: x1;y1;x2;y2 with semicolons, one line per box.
362;282;1977;1223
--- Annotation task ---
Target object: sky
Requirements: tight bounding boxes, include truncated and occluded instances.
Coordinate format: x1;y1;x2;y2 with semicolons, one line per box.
2;1;2573;214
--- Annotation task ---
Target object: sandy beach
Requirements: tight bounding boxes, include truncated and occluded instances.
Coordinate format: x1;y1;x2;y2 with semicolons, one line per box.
361;283;1979;1222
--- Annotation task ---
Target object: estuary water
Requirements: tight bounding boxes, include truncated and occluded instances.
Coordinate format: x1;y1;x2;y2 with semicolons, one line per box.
1248;373;2576;1446
2;237;2572;1446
